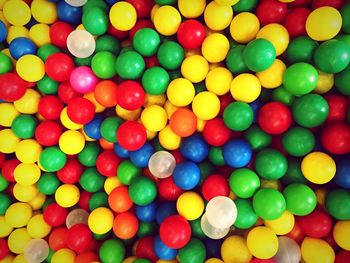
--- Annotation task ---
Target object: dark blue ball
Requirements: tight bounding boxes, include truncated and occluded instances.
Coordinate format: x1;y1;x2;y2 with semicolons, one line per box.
0;21;7;42
223;139;252;168
9;37;37;59
57;0;82;25
334;156;350;189
173;161;201;190
83;115;103;139
249;99;262;123
156;202;177;224
114;143;129;158
204;238;223;258
130;142;154;168
135;201;157;222
180;134;209;163
154;235;177;260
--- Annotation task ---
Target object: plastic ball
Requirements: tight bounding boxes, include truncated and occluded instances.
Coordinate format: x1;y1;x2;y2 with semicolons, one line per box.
282;127;315;157
255;148;287;180
141;66;169;96
301;152;336;184
117;121;147;151
5;202;32;228
205;196;237;229
181;55;209;83
264;210;295;235
133;28;160;57
169;108;197;138
70;66;98;94
301;237;335;263
243;38;276;72
204;1;233;31
8;228;31;254
55;184;80;208
113;212;139;240
148;151;176;179
247;226;279;259
334;157;350;189
297;207;332;238
3;0;31;26
66;224;92;252
67;30;95;58
274;236;301;263
157;40;184;70
42;203;67;227
253;188;286;220
177;20;206;50
177;192;204;221
203;118;231;147
99;239;125;263
223;139;252;168
9;37;37;60
201;33;230;63
221;236;252;263
129;176;157;206
192;91;220;121
65;208;89;229
201;213;230;239
24;238;49;263
333;220;350;251
180;134;209;163
59;130;85;155
167;78;195;107
223;101;254;131
27;214;52;239
173;161;200;190
116;51;145;80
16;54;45;82
325;189;350;220
45;53;74;82
159;215;191;249
283;183;317;216
256;23;289;56
87;207;113;235
141;105;167;132
284;9;309;38
230;12;259;44
109;1;137;31
51;248;76;263
178;0;205;18
229;168;260;199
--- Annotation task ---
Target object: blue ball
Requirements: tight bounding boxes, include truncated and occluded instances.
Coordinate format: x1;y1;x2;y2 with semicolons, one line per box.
180;134;209;163
223;139;252;168
334;156;350;189
57;1;82;25
0;21;7;42
154;235;177;260
83;115;103;139
156;202;177;224
130;142;154;168
135;201;157;222
9;37;37;59
173;161;201;190
203;238;223;258
249;100;262;123
114;143;129;158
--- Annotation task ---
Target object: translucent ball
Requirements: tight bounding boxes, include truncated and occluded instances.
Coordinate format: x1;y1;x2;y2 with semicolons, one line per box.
66;208;89;229
201;213;230;239
64;0;88;7
24;239;49;263
148;151;176;179
67;30;95;58
274;236;301;263
205;196;237;228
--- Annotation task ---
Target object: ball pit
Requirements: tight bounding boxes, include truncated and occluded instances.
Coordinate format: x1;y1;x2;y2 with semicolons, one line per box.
0;0;350;262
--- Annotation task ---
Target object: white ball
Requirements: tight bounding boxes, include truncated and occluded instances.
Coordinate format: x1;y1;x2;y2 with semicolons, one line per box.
66;208;89;229
148;151;176;179
205;196;237;229
201;213;230;239
64;0;88;7
274;236;301;263
67;30;96;58
24;239;49;263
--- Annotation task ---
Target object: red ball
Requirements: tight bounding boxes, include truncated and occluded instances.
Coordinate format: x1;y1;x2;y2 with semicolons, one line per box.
256;0;287;25
74;251;99;263
129;19;154;40
67;97;96;125
0;153;5;169
0;238;9;260
325;94;348;123
290;0;313;7
286;221;305;244
96;150;121;177
135;236;158;262
297;208;332;238
116;81;145;111
177;20;206;50
219;93;234;115
43;203;68;227
202;174;230;201
35;121;62;146
45;53;75;82
67;224;92;253
312;0;345;9
107;23;129;40
49;227;69;251
0;73;26;102
116;121;147;151
336;251;350;263
145;55;160;68
158;177;184;201
322;123;350;154
1;159;20;182
58;81;82;105
258;102;292;135
78;190;92;211
250;259;277;263
127;0;154;19
49;21;73;48
38;95;64;120
203;118;232;146
57;158;84;184
159;215;191;249
112;212;139;240
283;7;310;39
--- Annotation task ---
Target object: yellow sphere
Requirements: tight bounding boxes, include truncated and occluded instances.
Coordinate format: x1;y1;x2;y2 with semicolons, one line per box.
314;70;334;94
60;107;83;130
215;0;240;5
197;118;206;133
31;0;57;24
150;4;160;23
109;1;137;31
0;255;14;263
7;25;29;44
84;92;105;113
14;163;41;186
13;184;38;202
204;1;233;31
59;130;85;155
0;10;9;27
333;221;350;251
8;228;32;254
5;202;32;228
0;129;19;154
264;210;294;235
178;0;206;18
146;129;157;140
301;152;336;184
104;176;122;195
176;192;204;221
192;91;220;120
230;12;260;43
0;216;13;238
202;33;230;63
256;59;286;89
141;105;168;132
55;184;80;208
301;237;335;263
144;94;167;107
14;89;40;114
29;23;51;47
16;55;45;82
306;7;342;41
15;139;42;164
13;254;28;263
27;214;51;238
116;105;141;121
28;192;46;210
230;73;261;103
154;5;181;36
0;103;19;127
205;67;233;95
88;207;114;234
205;258;224;263
256;23;290;56
247;226;279;259
51;248;76;263
181;55;209;83
167;78;195;107
164;100;179;119
3;0;31;26
123;256;138;263
221;236;252;263
159;125;181;150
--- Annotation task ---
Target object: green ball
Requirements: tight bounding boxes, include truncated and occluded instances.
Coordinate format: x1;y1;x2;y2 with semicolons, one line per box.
91;51;116;79
99;239;125;263
292;94;329;128
229;168;260;198
80;168;105;193
133;28;161;57
37;75;59;94
94;231;111;241
157;41;185;70
96;35;120;55
286;36;318;64
78;142;101;167
190;218;206;239
82;7;108;36
83;0;108;12
233;0;258;12
0;193;11;216
117;160;142;185
325;189;350;220
282;158;307;185
37;44;60;61
11;114;37;139
341;3;350;34
223;102;254;131
244;125;272;151
283;63;318;96
168;69;182;80
243;39;276;72
208;147;225;166
336;34;350;49
42;198;55;210
282;127;315;157
253;188;286;220
142;66;170;95
74;56;92;66
115;51;145;80
39;146;67;172
100;117;123;143
137;221;157;238
37;172;61;195
226;45;248;74
283;183;317;216
0;173;9;191
89;191;108;211
155;0;176;5
234;199;258;229
129;176;157;206
272;86;295;106
335;64;350;95
198;161;215;185
178;238;206;263
134;259;151;263
254;149;287;180
0;52;13;74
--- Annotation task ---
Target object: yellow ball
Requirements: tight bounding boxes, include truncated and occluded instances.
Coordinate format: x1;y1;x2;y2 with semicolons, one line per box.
154;5;181;36
181;55;209;83
197;118;206;133
230;73;261;103
256;59;286;89
314;70;334;94
14;89;40;114
0;216;13;238
316;188;328;207
301;237;335;263
144;94;167;107
59;130;85;155
301;152;336;184
123;256;138;263
0;103;19;127
0;129;20;154
13;254;28;263
31;0;57;24
221;236;252;263
202;33;230;63
8;228;32;254
55;184;80;208
27;214;51;238
333;220;350;250
3;0;31;26
205;67;233;95
104;176;122;195
16;55;45;82
306;7;342;41
146;129;157;140
109;1;137;31
264;210;294;235
176;192;204;221
88;207;114;234
0;255;14;263
5;202;32;228
204;1;233;31
60;107;83;130
256;23;290;56
51;248;76;263
7;25;29;44
13;184;38;202
230;12;260;43
29;23;51;47
167;78;195;107
28;192;46;210
164;100;179;119
141;105;168;132
159;125;181;150
205;258;224;263
84;92;105;113
15;139;42;164
150;4;160;23
178;0;206;18
116;105;141;121
192;91;220;120
215;0;240;5
260;179;282;191
14;163;41;186
247;226;279;259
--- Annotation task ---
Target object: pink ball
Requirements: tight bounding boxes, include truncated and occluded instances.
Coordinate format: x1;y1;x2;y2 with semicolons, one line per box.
70;66;98;93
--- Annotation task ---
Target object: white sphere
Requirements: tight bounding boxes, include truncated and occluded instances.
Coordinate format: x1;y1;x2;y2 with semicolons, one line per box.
201;213;230;239
274;236;301;263
205;196;237;229
64;0;88;7
67;30;96;58
24;239;49;263
148;151;176;179
66;208;89;229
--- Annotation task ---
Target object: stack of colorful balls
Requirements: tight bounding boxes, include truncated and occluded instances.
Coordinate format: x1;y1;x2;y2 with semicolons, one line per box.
0;0;350;262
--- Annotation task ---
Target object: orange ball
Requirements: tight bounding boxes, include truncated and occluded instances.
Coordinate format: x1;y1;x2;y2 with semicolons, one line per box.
94;81;118;108
74;251;99;263
108;185;133;213
99;138;114;150
113;212;139;240
169;108;198;137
